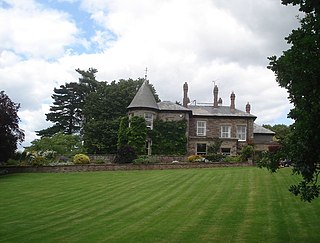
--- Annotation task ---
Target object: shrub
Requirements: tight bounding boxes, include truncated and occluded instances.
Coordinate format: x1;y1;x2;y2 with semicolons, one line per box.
6;159;20;165
240;145;254;161
205;154;225;163
133;156;150;164
30;155;48;166
73;154;90;164
223;155;242;163
57;155;70;163
114;145;137;164
188;155;204;162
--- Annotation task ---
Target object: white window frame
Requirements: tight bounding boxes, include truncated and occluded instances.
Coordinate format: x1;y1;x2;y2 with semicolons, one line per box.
197;121;206;136
144;113;153;129
221;125;231;138
236;125;247;141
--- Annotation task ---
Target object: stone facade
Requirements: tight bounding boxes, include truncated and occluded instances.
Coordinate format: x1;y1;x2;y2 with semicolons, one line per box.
127;80;273;156
187;117;254;155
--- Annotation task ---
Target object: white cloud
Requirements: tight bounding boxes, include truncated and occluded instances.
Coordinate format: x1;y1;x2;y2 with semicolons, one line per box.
19;104;52;147
0;0;300;147
0;0;79;59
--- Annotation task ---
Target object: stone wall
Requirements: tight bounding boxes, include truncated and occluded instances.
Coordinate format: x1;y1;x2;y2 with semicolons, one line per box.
188;117;255;155
1;162;253;174
88;155;188;164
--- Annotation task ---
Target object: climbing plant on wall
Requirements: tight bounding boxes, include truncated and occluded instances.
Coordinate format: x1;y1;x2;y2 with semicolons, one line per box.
127;116;147;155
149;119;187;155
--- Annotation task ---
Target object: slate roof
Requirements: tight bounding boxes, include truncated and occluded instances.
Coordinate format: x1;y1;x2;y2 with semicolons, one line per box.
188;105;256;118
158;101;190;111
253;123;275;134
127;81;159;110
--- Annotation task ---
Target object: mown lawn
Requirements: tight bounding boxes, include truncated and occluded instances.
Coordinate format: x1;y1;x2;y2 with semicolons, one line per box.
0;167;319;242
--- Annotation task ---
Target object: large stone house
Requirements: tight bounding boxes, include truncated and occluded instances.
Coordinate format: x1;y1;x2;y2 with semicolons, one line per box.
127;80;274;156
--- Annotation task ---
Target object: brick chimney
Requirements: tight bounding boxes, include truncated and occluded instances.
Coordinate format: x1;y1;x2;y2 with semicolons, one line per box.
183;82;189;107
230;92;235;112
213;85;218;108
246;102;251;113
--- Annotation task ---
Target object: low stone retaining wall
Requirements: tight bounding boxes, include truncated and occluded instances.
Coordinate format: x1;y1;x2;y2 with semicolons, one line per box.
88;155;188;164
1;162;252;174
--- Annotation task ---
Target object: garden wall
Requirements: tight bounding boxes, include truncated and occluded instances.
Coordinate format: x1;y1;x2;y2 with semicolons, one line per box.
88;155;188;164
1;162;252;174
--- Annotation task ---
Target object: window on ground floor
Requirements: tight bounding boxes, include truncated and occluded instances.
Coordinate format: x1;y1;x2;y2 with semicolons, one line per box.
221;147;231;155
196;143;207;155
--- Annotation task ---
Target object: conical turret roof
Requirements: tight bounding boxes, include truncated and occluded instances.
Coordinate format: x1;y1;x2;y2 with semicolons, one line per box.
127;80;159;110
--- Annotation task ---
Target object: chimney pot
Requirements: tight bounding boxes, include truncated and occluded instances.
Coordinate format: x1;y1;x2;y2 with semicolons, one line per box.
213;85;219;107
246;102;251;113
230;92;235;111
183;82;189;107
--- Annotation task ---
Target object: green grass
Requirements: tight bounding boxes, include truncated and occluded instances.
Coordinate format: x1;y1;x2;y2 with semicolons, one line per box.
0;167;320;242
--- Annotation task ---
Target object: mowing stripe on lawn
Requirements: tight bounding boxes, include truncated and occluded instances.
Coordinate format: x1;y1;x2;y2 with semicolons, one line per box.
1;167;320;242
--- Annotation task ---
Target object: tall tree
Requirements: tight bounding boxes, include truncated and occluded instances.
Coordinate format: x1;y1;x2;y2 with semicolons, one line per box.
0;91;25;163
37;68;98;137
83;78;159;154
37;82;83;136
268;0;320;201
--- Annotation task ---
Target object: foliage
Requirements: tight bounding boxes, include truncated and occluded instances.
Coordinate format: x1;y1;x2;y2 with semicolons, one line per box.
187;155;204;162
114;145;137;164
256;145;284;172
117;116;129;148
37;68;98;137
262;124;291;141
83;78;159;154
5;159;20;166
204;138;224;162
205;154;225;163
267;0;320;201
133;156;151;165
25;133;83;157
0;91;25;163
223;156;242;163
149;119;187;155
207;138;223;155
240;145;254;161
83;119;119;154
73;154;90;164
127;116;147;155
30;155;49;166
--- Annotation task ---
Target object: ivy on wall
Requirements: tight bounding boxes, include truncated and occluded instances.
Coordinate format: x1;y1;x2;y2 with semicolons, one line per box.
117;116;187;156
149;119;187;155
127;116;147;155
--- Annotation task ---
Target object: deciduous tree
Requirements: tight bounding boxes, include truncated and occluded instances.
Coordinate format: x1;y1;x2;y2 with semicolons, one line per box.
268;0;320;201
83;78;159;154
0;91;25;163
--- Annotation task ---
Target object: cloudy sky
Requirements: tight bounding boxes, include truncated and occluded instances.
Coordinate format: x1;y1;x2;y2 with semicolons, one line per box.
0;0;300;147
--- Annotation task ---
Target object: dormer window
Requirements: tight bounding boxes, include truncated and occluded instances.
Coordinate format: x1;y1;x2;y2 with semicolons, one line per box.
144;113;153;129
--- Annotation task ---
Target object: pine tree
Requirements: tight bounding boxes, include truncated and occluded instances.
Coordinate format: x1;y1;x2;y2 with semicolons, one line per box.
37;69;98;137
